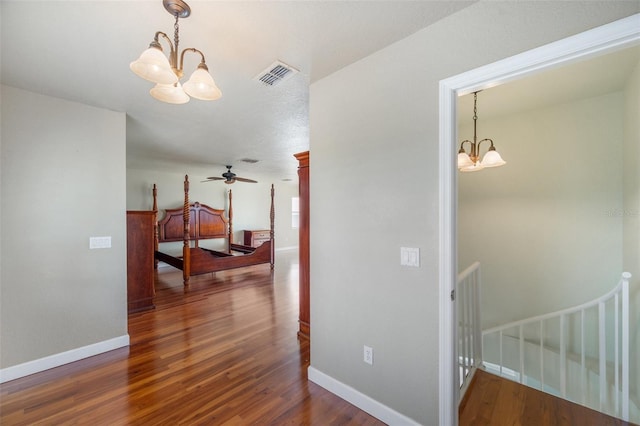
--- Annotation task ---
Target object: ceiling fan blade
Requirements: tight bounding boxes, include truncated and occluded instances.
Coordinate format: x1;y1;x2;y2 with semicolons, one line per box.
234;177;258;183
204;167;256;184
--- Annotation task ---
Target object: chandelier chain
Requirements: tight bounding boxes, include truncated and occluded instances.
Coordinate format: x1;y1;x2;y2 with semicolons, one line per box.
174;13;180;53
473;91;478;122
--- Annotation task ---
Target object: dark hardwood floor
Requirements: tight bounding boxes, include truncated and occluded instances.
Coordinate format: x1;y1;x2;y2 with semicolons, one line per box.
7;249;634;425
460;369;638;426
0;250;384;425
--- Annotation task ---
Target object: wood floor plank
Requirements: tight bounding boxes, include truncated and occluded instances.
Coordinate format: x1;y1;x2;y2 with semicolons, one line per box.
460;369;638;426
0;251;384;425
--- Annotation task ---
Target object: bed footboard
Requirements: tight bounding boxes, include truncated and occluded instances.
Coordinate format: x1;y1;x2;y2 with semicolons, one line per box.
189;241;272;275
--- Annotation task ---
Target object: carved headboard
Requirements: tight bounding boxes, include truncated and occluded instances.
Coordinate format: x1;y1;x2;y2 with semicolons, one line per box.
157;202;229;244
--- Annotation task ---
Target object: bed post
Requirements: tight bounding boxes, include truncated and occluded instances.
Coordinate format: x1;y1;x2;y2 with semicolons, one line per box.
270;184;275;270
183;175;190;286
152;183;159;269
228;189;233;254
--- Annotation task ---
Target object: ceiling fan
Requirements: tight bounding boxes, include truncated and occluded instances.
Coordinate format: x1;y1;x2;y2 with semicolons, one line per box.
202;165;257;184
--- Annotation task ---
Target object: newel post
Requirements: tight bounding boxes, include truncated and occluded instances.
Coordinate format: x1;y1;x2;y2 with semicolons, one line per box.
182;175;190;286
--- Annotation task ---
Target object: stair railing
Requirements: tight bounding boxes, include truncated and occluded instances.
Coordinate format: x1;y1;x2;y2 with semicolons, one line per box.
482;272;631;421
456;261;482;401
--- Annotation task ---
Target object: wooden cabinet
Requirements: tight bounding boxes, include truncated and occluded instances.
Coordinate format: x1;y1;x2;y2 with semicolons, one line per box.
294;151;309;340
243;230;270;247
127;211;155;313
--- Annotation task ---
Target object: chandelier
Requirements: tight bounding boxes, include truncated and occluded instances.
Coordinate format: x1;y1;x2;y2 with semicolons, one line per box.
130;0;222;104
457;91;506;172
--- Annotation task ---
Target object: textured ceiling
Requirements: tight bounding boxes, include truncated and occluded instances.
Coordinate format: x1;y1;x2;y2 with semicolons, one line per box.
1;0;474;181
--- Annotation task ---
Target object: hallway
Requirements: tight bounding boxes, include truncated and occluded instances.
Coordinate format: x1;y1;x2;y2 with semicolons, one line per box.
0;250;383;425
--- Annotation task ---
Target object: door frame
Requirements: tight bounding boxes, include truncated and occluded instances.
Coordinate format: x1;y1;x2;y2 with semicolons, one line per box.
438;14;640;426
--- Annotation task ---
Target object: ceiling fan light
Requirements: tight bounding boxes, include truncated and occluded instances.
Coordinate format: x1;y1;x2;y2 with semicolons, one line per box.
130;46;178;85
457;152;473;169
150;82;190;104
183;67;222;100
481;149;506;168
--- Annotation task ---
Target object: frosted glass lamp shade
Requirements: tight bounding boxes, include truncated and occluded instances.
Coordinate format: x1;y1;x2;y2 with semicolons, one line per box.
460;162;484;172
150;83;190;104
457;152;473;169
130;47;178;85
183;67;222;100
481;149;506;168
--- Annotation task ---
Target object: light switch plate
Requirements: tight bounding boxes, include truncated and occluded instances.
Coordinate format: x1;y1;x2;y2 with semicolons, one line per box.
400;247;420;267
90;236;111;249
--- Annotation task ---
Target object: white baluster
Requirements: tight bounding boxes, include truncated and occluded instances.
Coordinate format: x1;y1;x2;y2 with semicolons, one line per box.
581;309;586;405
621;272;630;421
540;321;544;391
478;272;631;420
519;325;524;384
474;267;482;368
560;314;566;397
499;331;503;377
598;301;605;411
456;262;483;402
614;292;619;416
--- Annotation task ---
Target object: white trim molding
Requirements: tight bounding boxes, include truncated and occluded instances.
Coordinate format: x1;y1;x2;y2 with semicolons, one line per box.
0;334;130;384
438;13;640;426
308;367;421;425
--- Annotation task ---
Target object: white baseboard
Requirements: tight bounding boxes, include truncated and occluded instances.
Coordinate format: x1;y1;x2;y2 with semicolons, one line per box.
0;334;130;384
307;366;420;425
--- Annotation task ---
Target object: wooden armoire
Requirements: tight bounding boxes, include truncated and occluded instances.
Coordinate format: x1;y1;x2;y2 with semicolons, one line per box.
126;210;156;313
294;151;310;340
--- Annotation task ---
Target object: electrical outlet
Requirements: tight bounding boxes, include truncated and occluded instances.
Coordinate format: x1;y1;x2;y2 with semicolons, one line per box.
363;345;373;365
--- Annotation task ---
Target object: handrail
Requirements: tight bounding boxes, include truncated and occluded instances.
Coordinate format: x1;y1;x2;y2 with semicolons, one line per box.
458;261;481;283
483;272;631;335
482;272;631;421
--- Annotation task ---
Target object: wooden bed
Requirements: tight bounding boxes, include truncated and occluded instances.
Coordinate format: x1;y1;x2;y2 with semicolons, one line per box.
153;175;274;286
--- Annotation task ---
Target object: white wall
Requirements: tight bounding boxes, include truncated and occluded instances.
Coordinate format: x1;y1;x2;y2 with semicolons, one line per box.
1;85;127;368
459;92;624;329
623;58;640;403
126;168;299;252
309;2;638;424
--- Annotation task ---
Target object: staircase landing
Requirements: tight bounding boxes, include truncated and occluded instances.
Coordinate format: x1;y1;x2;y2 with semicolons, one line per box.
460;369;638;426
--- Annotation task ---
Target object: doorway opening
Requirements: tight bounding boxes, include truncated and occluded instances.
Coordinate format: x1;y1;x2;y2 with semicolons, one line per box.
438;14;640;426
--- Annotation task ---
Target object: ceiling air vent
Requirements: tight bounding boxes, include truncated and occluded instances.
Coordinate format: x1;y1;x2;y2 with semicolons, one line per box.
241;158;259;164
254;61;299;86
